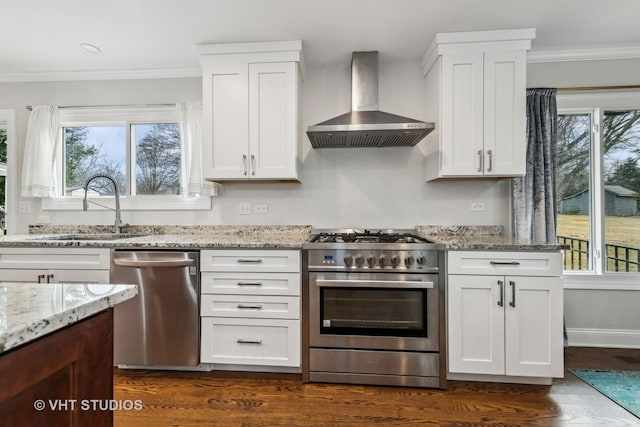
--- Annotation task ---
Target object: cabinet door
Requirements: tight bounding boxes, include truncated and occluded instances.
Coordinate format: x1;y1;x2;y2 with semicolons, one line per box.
440;52;484;176
483;50;526;176
504;276;564;377
0;269;47;283
49;269;110;284
202;63;249;179
248;62;298;180
448;274;505;375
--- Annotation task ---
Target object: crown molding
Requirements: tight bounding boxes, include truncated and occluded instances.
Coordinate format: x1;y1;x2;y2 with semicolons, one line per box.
0;67;202;83
528;46;640;63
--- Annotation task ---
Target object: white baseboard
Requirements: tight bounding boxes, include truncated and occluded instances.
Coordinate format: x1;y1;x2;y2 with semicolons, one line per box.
567;328;640;348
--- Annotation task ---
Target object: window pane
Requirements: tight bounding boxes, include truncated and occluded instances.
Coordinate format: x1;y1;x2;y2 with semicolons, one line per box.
133;123;181;195
603;110;640;272
556;114;592;271
63;126;126;196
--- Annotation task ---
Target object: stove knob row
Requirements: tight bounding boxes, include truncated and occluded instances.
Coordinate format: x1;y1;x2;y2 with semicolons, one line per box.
343;254;425;268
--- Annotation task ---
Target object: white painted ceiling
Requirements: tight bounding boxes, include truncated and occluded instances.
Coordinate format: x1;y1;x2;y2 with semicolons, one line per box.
2;0;640;78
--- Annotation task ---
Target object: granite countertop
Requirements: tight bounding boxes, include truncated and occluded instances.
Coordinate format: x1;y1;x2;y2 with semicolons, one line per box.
0;224;565;251
417;225;566;251
0;283;138;354
0;225;313;249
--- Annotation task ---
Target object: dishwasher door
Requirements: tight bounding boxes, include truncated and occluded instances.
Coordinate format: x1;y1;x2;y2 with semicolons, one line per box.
111;250;200;367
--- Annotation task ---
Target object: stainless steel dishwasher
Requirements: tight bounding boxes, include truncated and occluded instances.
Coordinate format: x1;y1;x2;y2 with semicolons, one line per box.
111;250;200;367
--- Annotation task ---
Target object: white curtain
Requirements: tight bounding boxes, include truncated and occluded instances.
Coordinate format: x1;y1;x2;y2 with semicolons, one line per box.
21;105;60;197
178;102;212;198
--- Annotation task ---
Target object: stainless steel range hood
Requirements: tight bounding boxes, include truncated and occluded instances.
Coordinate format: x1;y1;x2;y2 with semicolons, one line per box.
307;51;434;148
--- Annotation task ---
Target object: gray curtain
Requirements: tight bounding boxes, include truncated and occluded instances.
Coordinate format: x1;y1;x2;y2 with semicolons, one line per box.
512;88;558;243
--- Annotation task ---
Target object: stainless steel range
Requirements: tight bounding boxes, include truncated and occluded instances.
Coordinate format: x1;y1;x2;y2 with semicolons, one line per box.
302;229;446;389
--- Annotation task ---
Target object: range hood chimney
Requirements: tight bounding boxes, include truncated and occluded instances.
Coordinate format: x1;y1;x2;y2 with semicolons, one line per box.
306;51;434;148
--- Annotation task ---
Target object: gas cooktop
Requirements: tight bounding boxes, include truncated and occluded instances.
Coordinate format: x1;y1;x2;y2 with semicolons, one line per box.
307;229;433;244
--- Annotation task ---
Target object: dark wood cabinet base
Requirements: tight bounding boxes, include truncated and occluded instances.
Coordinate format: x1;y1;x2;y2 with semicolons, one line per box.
0;309;114;427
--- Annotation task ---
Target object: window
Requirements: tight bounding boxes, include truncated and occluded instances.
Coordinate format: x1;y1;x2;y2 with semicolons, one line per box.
42;106;211;211
61;108;180;197
557;95;640;277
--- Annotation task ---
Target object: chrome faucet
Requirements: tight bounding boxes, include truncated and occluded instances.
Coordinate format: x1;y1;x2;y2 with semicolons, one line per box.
83;174;123;234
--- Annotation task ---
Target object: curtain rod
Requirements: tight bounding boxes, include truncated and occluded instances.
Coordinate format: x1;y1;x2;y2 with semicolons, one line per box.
26;103;177;111
557;84;640;92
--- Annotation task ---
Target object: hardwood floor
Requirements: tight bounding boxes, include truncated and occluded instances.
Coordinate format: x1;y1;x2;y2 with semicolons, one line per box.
114;347;640;426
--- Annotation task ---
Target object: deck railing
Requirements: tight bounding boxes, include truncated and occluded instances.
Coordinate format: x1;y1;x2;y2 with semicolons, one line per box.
557;235;640;272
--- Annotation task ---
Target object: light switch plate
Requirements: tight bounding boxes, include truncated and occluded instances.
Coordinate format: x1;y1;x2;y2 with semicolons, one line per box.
239;202;251;215
470;202;486;211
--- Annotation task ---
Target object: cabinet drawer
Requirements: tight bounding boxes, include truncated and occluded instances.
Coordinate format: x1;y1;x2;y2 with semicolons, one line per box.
201;250;300;272
201;272;300;296
448;251;562;276
0;248;111;270
201;295;300;319
200;318;300;367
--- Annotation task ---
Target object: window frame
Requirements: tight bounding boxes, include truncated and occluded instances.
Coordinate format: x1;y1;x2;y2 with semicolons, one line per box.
42;106;211;211
557;90;640;290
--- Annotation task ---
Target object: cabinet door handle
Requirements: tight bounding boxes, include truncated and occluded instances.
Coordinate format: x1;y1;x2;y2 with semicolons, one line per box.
37;274;46;283
46;274;54;283
490;261;521;266
236;281;263;286
250;154;256;176
237;258;263;263
497;280;504;307
237;338;262;344
486;149;493;172
509;281;516;307
237;304;262;309
242;154;248;176
477;150;483;172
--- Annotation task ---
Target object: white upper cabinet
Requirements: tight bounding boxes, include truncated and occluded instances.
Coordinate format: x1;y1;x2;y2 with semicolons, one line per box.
422;29;535;180
199;41;303;181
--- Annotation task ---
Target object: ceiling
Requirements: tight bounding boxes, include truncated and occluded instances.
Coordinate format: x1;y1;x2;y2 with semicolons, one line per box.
2;0;640;79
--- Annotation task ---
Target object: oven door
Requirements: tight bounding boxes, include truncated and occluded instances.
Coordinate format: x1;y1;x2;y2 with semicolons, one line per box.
308;272;439;352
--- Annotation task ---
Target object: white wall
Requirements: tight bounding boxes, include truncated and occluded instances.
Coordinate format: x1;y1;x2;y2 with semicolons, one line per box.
1;60;510;233
527;57;640;349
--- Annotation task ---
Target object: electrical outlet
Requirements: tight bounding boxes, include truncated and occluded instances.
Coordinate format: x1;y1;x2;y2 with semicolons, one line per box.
239;202;251;215
470;202;486;211
254;204;269;213
19;201;32;213
37;215;50;224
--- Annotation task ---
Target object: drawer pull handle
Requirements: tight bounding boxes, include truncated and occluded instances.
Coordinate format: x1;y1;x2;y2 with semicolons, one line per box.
237;304;262;309
237;281;263;286
37;274;46;283
237;258;263;263
490;261;521;266
237;338;262;344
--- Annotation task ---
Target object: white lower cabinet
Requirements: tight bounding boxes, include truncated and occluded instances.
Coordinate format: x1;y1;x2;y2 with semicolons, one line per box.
200;250;301;370
447;251;564;380
0;248;111;284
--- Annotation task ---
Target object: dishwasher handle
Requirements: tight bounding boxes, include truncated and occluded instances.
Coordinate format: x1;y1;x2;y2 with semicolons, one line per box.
113;258;194;268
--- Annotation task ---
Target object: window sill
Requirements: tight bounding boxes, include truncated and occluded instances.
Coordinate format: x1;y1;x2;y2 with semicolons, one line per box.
563;272;640;291
41;195;212;211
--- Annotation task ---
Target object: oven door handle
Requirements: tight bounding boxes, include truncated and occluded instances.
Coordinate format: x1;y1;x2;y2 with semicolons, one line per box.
316;279;434;289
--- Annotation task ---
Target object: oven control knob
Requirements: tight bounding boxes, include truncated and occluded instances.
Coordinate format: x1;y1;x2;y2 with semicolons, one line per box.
416;256;426;265
344;255;353;267
378;256;386;267
390;256;400;268
405;256;415;267
366;256;376;267
355;255;365;267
